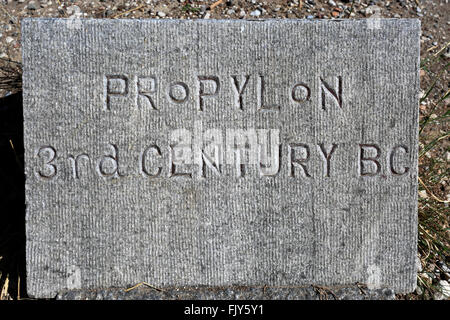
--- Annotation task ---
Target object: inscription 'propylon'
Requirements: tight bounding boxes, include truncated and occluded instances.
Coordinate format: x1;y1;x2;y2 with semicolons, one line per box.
22;19;420;298
104;74;343;111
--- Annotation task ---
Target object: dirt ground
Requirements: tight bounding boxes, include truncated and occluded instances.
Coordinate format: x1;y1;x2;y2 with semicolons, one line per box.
0;1;448;66
0;0;448;300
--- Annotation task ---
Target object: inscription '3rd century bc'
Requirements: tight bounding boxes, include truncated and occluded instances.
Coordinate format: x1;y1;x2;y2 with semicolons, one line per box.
34;142;411;181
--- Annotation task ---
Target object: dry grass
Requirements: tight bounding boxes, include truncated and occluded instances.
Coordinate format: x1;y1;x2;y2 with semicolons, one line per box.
400;41;450;300
0;58;25;300
0;58;21;95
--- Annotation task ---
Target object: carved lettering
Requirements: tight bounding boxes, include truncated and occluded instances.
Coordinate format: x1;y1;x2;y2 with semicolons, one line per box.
233;148;246;178
317;143;338;177
289;143;311;177
200;148;221;178
359;144;381;176
389;145;410;176
320;76;342;110
169;145;192;178
97;144;125;178
198;76;220;111
168;81;189;104
36;146;57;179
230;75;250;110
258;129;281;176
104;75;128;110
257;75;279;111
226;129;258;178
136;76;157;110
34;142;411;181
101;74;347;113
68;153;90;179
141;145;162;177
291;83;311;103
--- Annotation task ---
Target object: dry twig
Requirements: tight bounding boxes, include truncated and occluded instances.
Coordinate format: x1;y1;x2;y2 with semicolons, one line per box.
112;4;146;19
419;177;449;203
125;281;163;292
210;0;225;10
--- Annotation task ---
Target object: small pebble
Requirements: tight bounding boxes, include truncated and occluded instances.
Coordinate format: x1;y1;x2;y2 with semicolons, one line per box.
421;272;432;284
250;9;261;17
104;9;113;17
418;190;428;199
416;256;423;273
437;261;450;272
27;1;37;10
157;11;166;18
415;286;423;295
66;5;80;16
443;48;450;59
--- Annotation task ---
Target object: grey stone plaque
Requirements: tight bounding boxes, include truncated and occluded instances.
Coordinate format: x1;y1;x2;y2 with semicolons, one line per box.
22;18;420;298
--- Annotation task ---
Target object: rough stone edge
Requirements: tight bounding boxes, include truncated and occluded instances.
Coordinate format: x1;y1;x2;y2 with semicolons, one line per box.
56;285;396;300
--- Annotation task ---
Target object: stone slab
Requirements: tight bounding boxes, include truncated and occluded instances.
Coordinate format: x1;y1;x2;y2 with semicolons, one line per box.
22;18;420;298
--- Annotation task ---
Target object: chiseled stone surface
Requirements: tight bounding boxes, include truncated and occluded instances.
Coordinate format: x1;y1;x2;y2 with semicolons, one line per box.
22;18;420;298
